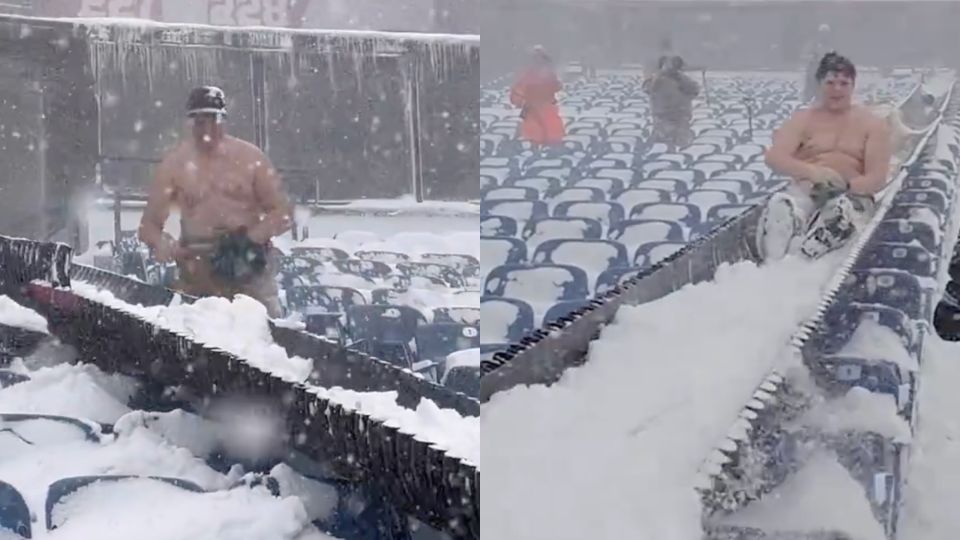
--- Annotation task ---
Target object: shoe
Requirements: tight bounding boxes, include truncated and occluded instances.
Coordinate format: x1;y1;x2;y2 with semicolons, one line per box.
757;194;803;261
799;197;856;258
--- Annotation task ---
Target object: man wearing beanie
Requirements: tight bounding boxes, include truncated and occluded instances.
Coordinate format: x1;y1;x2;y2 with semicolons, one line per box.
138;85;291;317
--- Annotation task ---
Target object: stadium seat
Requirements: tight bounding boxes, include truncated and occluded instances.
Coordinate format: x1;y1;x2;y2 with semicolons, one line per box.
415;323;479;365
396;262;465;289
481;215;518;237
481;236;527;267
290;246;351;262
595;266;644;295
46;476;204;531
481;297;536;345
331;258;393;281
608;219;685;247
433;307;480;326
572;177;625;197
484;264;590;302
0;480;30;538
484;186;540;201
480;199;550;223
629;203;702;228
542;300;594;326
633;241;688;267
353;250;411;265
347;305;428;368
547;187;606;204
553;201;625;229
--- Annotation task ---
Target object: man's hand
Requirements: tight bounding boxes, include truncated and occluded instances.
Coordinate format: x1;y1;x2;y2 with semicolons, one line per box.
803;164;848;191
153;233;181;263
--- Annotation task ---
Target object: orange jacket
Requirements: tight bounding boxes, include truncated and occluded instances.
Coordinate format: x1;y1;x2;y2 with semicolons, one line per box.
510;67;561;110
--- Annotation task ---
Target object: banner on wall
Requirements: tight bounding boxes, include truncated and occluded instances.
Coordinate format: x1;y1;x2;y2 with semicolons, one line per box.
44;0;292;27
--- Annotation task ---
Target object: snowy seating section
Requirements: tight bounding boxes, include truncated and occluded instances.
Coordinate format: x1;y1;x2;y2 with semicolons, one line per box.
0;316;380;540
480;72;914;359
275;232;479;392
92;229;480;398
701;101;960;538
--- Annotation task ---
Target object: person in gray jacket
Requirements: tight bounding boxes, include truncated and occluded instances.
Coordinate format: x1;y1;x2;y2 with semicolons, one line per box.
643;55;700;147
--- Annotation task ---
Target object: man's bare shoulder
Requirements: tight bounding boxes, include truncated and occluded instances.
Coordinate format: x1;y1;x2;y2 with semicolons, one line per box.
157;142;190;171
226;135;267;159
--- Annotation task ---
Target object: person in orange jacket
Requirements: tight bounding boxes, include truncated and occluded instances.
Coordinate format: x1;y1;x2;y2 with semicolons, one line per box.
510;46;566;148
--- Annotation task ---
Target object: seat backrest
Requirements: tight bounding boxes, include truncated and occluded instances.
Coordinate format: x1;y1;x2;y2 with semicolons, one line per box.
480;236;527;267
591;168;635;183
542;300;593;326
629;203;702;227
594;266;644;295
290;246;350;262
481;215;518;237
548;187;606;204
553;201;625;229
692;161;731;179
484;186;539;201
480;199;549;223
353;250;411;265
700;178;753;195
347;304;427;344
614;188;669;210
532;238;629;273
685;189;738;208
433;306;480;326
608;219;685;247
522;216;604;243
331;258;393;281
483;264;590;302
633;241;688;267
287;285;366;314
705;203;754;223
396;262;466;289
415;323;480;363
573;177;625;196
480;296;535;344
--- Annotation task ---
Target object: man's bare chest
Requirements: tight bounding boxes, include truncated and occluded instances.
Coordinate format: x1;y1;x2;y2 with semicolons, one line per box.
173;159;256;206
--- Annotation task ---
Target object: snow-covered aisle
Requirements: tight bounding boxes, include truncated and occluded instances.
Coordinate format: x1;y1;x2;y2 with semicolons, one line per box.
481;252;844;540
896;334;960;539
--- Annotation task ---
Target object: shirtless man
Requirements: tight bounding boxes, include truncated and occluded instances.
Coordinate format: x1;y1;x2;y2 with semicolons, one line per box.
758;52;892;260
138;86;292;317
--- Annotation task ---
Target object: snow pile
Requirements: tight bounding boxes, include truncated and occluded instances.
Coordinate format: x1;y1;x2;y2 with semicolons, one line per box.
898;334;960;539
716;451;886;539
0;362;138;424
801;386;911;442
68;281;480;465
837;318;918;371
482;253;842;539
47;478;329;540
0;294;49;333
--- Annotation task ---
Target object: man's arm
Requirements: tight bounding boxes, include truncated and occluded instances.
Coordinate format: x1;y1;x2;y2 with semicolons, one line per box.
248;153;293;244
848;116;892;195
678;73;700;97
765;112;817;180
138;158;178;262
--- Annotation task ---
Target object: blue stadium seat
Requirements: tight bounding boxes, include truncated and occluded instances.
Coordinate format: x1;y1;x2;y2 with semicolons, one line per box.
651;169;704;186
484;264;590;302
481;215;518;237
532;239;629;278
286;285;366;314
629;203;702;228
290;246;350;262
852;243;937;278
630;178;690;196
0;480;30;538
346;305;427;368
331;258;393;281
590;167;636;184
486;186;538;202
542;300;594;326
46;476;204;531
553;201;626;229
547;187;606;204
874;219;940;252
691;161;731;179
353;250;411;265
705;203;754;223
594;266;644;295
903;176;953;196
633;241;688;267
480;199;550;223
433;307;480;326
892;189;949;214
884;204;946;228
837;269;930;321
443;365;479;398
396;262;465;289
608;219;685;246
572;177;625;197
684;189;739;208
638;160;680;178
700;178;754;196
481;297;536;345
481;236;527;267
507;176;562;196
415;323;479;364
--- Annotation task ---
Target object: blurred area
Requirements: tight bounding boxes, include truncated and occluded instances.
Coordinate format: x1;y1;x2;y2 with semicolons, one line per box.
3;0;477;34
481;0;960;81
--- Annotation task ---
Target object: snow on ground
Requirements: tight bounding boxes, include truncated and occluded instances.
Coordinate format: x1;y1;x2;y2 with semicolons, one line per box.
67;282;480;465
897;334;960;539
482;252;844;540
0;298;336;539
715;451;887;539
